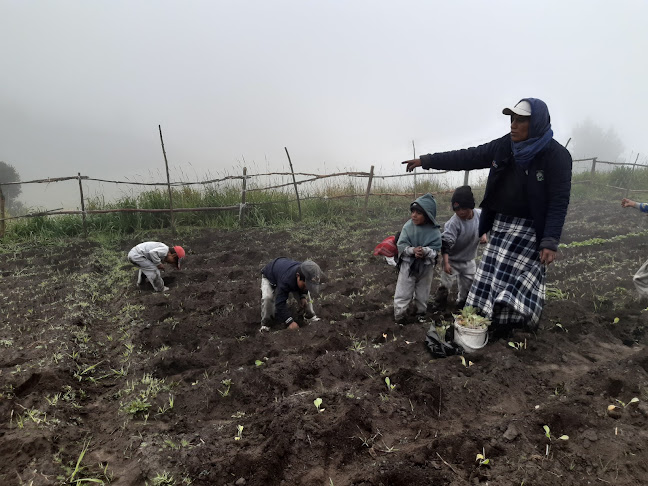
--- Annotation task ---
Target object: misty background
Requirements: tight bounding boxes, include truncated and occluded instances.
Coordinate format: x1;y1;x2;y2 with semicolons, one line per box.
2;1;647;212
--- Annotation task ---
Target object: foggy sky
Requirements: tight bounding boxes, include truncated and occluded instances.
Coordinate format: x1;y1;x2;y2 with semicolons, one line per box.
2;1;647;210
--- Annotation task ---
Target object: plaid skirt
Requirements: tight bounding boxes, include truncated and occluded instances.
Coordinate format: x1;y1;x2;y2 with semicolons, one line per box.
466;214;546;328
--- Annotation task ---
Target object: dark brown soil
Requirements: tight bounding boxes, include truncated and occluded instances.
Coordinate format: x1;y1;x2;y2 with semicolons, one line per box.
1;198;648;485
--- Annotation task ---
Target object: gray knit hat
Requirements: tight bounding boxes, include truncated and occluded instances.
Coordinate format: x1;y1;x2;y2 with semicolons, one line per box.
300;260;323;296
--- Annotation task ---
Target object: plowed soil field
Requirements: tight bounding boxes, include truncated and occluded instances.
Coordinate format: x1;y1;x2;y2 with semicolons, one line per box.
1;198;648;485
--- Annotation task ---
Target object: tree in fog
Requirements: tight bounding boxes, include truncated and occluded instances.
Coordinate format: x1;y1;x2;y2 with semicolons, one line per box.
0;161;24;214
570;119;624;161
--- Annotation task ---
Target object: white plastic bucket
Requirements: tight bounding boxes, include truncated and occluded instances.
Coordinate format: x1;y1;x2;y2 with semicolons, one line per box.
453;319;488;353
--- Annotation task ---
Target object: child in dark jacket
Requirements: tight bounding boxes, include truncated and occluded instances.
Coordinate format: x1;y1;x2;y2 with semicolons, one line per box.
394;193;442;324
259;258;323;331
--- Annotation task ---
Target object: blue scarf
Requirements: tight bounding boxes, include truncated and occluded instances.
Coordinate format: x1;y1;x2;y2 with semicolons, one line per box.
511;98;553;169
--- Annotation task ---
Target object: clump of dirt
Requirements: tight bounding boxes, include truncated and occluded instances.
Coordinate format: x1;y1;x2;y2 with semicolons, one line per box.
1;199;647;485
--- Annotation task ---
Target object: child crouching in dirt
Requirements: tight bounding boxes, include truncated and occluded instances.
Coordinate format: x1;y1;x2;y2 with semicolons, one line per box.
394;193;441;324
434;186;487;309
260;258;323;331
127;242;185;292
622;198;648;297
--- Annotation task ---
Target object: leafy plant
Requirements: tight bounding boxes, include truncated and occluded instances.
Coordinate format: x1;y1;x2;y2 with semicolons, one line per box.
254;360;264;367
149;471;175;485
454;306;490;329
234;424;244;441
385;377;396;392
546;286;569;300
218;379;232;397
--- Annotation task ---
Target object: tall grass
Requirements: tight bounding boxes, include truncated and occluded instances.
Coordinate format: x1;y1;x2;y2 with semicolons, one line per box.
4;174;455;240
7;164;644;241
570;165;648;201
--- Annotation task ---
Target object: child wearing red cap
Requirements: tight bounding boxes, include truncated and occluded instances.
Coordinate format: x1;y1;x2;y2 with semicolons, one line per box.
127;242;185;292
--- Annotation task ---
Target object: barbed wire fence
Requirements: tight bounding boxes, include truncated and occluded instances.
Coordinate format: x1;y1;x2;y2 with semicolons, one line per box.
572;154;648;197
1;153;645;239
0;158;456;238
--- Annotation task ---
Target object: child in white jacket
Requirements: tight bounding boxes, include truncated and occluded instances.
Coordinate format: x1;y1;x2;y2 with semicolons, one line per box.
128;242;185;292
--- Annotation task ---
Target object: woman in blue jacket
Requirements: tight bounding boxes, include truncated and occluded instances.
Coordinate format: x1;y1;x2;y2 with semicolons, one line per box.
403;98;572;334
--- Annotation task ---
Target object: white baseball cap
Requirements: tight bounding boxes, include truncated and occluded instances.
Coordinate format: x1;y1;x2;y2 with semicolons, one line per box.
502;100;532;116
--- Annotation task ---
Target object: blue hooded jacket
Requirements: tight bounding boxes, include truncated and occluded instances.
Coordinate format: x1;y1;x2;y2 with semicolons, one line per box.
419;102;572;251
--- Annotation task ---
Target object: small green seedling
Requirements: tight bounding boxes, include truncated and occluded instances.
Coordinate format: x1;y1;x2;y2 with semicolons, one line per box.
554;323;568;333
508;339;527;350
235;424;244;441
613;317;620;324
385;377;396;392
314;397;325;413
459;356;473;367
543;425;569;441
609;397;640;411
218;379;232;397
254;360;264;367
476;447;490;466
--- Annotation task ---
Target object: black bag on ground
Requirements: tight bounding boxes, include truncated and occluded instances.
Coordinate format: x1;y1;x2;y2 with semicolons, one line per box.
425;324;464;358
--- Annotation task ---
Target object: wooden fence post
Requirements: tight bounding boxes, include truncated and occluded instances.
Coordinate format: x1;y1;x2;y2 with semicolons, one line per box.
412;140;417;199
159;125;176;235
284;147;302;221
0;186;5;239
590;157;597;177
77;172;88;237
364;165;375;213
626;153;641;198
463;171;469;186
239;167;247;226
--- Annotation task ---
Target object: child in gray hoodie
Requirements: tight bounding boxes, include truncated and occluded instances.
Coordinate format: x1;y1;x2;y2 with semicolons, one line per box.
394;193;442;324
435;186;487;308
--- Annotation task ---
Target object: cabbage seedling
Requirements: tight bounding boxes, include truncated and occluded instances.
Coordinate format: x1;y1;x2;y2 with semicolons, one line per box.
459;356;473;367
476;447;490;466
255;360;264;367
235;424;243;441
610;397;640;410
385;377;395;392
314;397;325;413
543;425;568;441
454;306;491;329
508;339;527;350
